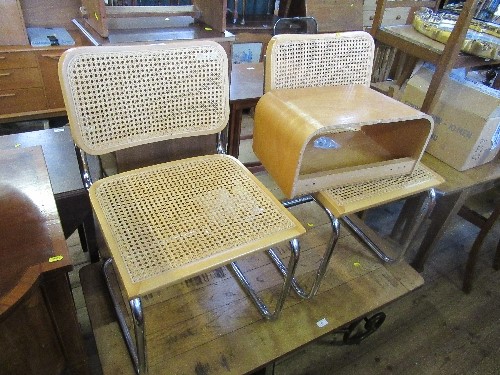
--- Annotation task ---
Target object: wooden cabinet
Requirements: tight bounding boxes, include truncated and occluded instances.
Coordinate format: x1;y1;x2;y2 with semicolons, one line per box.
0;0;83;123
0;41;82;123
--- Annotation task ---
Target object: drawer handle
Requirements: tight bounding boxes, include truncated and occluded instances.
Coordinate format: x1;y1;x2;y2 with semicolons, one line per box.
41;54;61;61
0;93;16;98
0;72;11;77
0;56;5;60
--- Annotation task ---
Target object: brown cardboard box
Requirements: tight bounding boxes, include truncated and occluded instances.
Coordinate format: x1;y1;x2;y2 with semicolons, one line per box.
402;66;500;171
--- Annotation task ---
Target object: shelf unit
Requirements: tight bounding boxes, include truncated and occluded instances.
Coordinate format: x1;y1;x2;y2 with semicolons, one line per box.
371;0;499;113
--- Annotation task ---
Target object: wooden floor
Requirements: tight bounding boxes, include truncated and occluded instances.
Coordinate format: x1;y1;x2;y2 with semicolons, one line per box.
66;179;500;375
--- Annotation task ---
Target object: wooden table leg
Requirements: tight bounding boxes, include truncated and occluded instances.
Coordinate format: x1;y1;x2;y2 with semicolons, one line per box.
411;190;469;272
78;212;99;263
228;105;244;159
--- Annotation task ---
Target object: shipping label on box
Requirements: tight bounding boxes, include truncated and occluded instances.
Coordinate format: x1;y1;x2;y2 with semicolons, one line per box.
402;66;500;171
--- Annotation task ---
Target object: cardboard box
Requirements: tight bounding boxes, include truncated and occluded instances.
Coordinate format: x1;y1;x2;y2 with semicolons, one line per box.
402;66;500;171
253;85;433;198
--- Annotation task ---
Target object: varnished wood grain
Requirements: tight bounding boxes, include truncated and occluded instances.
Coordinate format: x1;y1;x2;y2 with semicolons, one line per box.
0;147;90;374
81;201;424;374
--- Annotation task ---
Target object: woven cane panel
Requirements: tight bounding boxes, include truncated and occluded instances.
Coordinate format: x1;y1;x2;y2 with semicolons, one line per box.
93;155;297;284
62;43;228;155
268;32;374;91
320;164;439;207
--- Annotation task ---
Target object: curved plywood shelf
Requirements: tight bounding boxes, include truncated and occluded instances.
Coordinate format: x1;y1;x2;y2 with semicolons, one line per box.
253;85;433;199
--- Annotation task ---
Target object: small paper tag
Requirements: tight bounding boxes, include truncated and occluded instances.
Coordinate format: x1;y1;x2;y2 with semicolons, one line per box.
316;318;328;328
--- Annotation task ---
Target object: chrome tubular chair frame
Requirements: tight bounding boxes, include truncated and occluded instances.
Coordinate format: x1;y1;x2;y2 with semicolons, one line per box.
103;258;146;375
230;238;300;320
267;195;341;299
342;188;437;263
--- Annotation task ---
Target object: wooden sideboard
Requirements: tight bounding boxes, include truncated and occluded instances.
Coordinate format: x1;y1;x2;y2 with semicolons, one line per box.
0;0;85;124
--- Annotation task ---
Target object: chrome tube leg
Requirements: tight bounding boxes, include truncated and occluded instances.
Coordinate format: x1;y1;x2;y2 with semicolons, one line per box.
231;238;300;320
130;298;147;375
343;189;437;263
268;196;340;299
103;259;147;374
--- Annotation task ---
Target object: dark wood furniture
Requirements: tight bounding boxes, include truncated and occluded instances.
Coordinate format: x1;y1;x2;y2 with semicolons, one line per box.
412;154;500;280
0;127;99;262
228;62;264;159
0;146;89;375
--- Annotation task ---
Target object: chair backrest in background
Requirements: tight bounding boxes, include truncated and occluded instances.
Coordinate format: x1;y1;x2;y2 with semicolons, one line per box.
264;31;375;93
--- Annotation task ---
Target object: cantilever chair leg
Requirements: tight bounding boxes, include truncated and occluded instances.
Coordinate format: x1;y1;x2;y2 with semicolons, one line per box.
267;195;341;299
230;238;300;320
343;189;437;263
103;259;147;375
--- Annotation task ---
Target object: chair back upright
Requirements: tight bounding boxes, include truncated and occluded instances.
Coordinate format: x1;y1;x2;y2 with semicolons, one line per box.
58;41;230;156
264;31;375;93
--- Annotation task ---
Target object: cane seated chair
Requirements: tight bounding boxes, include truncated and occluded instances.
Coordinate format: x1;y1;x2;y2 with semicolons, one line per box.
58;41;305;374
256;31;443;298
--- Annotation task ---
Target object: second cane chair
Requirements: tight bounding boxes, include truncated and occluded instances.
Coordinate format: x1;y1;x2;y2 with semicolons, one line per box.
254;31;444;298
58;41;305;374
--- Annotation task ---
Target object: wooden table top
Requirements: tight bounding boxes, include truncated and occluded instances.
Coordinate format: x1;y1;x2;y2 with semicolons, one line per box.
0;147;71;317
73;18;235;47
81;183;424;374
422;153;500;195
0;127;85;197
229;62;264;102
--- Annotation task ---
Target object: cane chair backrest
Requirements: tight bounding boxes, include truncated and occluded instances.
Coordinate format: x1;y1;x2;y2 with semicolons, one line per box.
264;31;375;93
59;41;229;155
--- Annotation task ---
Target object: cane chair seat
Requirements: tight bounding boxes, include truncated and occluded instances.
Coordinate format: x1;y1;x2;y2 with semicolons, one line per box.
316;163;444;218
91;153;303;298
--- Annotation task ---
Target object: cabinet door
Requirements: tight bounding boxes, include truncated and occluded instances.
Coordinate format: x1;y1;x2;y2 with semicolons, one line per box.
37;51;65;109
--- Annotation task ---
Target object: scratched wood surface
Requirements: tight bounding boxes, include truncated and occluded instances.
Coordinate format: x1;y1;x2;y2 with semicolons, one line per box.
80;174;424;374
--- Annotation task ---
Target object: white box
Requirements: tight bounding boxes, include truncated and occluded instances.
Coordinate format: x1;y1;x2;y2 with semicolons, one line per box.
402;66;500;171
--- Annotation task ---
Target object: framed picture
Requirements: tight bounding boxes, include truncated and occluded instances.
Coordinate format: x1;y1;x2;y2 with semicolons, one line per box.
232;42;263;64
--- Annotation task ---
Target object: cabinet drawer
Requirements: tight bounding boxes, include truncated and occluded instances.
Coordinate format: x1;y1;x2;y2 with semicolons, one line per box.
0;67;43;90
0;51;38;70
0;88;46;115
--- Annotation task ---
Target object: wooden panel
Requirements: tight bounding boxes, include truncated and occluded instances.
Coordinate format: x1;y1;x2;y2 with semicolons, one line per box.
305;0;363;32
253;85;433;198
80;224;425;374
37;50;65;109
193;0;226;32
0;88;46;115
20;0;82;31
0;0;29;45
0;67;42;90
363;7;411;28
0;287;65;375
